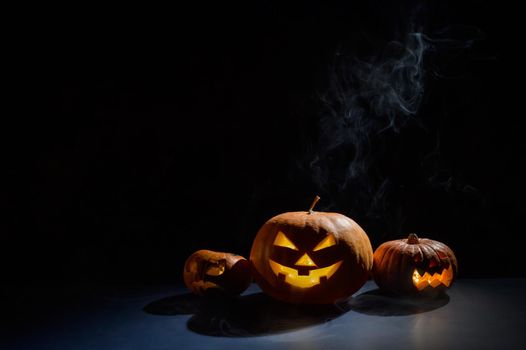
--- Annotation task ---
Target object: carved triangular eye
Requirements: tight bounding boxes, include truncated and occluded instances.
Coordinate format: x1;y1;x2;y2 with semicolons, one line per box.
313;234;337;251
273;231;299;250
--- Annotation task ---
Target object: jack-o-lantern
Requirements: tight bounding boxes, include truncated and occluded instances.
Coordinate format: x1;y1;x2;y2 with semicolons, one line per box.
183;250;252;296
250;196;373;304
372;233;458;297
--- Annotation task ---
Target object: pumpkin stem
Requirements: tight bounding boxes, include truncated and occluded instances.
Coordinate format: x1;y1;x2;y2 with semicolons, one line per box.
308;195;321;214
407;233;419;244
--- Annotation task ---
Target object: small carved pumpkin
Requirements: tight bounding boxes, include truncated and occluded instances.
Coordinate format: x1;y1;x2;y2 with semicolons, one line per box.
250;196;373;304
372;233;458;297
183;250;252;296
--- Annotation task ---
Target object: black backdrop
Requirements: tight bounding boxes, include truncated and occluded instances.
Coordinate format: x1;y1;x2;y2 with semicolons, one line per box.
3;1;520;285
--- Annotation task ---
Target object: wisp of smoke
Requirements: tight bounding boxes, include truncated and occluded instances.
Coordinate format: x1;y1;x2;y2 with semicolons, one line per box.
302;21;483;232
310;32;427;211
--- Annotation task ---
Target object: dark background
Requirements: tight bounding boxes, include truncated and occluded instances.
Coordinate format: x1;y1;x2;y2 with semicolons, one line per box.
2;1;519;285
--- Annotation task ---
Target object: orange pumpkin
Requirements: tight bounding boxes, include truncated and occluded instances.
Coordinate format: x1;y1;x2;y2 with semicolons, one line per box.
250;196;373;304
372;233;458;297
183;250;252;296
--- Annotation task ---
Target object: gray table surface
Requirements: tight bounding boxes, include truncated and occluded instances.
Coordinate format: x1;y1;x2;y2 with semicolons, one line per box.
3;279;525;350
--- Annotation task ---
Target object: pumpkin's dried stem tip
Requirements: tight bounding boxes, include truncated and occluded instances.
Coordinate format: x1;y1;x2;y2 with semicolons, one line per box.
407;233;420;244
308;195;321;214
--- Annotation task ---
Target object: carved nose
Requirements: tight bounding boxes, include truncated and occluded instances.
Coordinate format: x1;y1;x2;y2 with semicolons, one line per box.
295;253;317;267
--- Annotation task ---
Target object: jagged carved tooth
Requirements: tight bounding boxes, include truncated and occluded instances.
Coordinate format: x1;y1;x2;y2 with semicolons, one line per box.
417;280;428;290
429;277;441;288
429;273;441;288
439;270;447;283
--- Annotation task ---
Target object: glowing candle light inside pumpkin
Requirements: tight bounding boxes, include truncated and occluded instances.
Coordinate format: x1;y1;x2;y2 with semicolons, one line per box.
183;250;252;296
412;265;454;291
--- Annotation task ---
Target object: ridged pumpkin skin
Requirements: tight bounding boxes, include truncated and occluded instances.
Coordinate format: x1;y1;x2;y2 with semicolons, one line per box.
183;250;252;296
372;234;458;297
250;211;373;304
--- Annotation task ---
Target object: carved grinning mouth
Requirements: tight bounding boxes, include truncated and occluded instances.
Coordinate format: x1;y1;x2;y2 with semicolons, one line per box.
412;265;454;290
269;259;343;288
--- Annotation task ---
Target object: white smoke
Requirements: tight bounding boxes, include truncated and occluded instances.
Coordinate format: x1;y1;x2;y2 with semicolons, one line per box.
309;32;428;211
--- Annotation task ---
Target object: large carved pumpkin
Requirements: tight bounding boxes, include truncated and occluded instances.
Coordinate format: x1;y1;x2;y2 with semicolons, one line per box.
183;250;252;296
372;233;458;297
250;197;373;304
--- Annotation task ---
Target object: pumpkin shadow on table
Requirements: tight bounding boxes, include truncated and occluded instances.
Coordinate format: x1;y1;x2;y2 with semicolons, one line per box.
340;288;450;316
143;290;348;337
